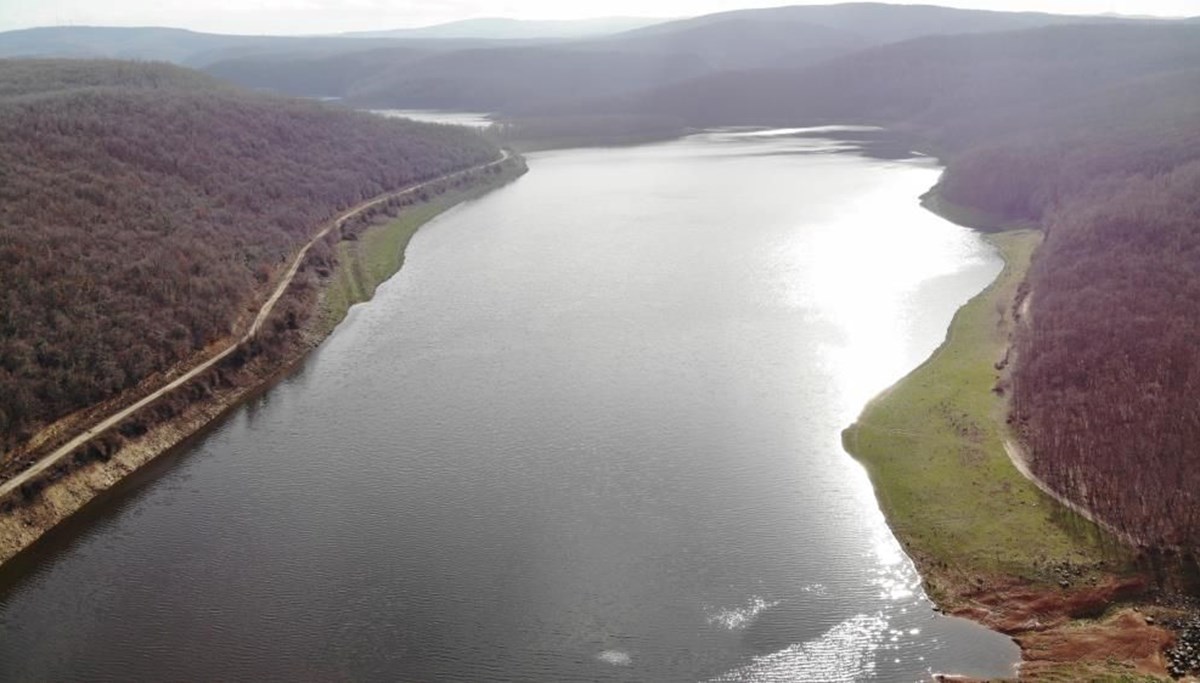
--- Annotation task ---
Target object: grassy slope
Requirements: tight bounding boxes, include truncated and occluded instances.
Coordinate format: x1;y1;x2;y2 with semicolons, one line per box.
919;189;1036;235
842;229;1172;679
316;163;524;335
844;231;1122;589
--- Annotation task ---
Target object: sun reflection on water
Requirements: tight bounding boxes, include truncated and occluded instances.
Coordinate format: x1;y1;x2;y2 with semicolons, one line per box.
704;134;1005;681
707;613;889;682
706;595;783;630
868;515;919;603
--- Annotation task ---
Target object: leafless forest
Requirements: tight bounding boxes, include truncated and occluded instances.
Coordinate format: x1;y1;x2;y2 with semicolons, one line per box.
0;60;497;452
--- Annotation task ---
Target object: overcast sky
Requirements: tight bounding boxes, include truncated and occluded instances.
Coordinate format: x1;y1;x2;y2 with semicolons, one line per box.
1;0;1196;35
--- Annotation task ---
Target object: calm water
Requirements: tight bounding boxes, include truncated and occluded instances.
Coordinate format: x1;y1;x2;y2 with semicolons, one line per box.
0;129;1018;681
373;109;494;128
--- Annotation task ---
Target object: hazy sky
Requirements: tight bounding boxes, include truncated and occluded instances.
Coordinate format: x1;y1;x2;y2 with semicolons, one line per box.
1;0;1197;35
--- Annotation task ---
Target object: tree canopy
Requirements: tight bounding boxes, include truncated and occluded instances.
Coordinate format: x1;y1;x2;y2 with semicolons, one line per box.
0;59;497;451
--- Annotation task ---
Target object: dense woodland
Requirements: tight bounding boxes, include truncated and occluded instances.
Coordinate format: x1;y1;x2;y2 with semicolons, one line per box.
1010;163;1200;547
212;45;710;112
567;24;1200;129
0;59;498;453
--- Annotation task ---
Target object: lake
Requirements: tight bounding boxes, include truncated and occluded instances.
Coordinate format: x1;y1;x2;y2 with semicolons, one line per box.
0;128;1018;681
373;109;494;128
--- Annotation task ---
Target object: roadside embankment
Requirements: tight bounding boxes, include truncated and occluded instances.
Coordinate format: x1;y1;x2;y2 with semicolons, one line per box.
315;160;524;335
0;154;527;567
842;227;1175;680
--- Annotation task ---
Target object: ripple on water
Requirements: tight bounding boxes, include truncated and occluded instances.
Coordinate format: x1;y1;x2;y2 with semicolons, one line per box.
708;613;888;682
706;595;783;630
596;650;632;666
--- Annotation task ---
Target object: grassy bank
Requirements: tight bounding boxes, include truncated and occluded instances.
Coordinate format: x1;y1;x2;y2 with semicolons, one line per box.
843;230;1120;588
316;161;525;335
919;187;1033;234
503;130;687;153
0;157;527;569
842;229;1171;679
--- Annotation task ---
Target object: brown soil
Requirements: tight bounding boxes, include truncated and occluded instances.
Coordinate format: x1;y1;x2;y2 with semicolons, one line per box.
1017;609;1173;679
928;569;1177;680
951;574;1148;633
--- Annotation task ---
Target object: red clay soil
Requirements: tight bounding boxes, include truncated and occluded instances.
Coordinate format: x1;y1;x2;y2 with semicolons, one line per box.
944;574;1174;679
1018;609;1174;679
952;575;1148;633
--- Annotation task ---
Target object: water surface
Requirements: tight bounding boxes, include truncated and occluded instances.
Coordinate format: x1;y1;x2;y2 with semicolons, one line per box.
373;109;493;128
0;129;1017;681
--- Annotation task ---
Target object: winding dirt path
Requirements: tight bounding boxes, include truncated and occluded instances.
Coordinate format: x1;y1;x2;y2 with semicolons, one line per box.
1001;292;1141;547
0;150;510;502
1003;438;1140;547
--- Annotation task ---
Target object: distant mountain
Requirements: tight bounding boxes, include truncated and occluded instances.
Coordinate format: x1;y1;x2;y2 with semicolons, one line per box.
203;2;1159;112
586;15;869;71
0;26;250;64
10;5;1174;112
0;26;497;66
565;23;1200;136
614;2;1146;47
203;47;429;98
342;17;670;40
341;46;708;110
581;2;1153;72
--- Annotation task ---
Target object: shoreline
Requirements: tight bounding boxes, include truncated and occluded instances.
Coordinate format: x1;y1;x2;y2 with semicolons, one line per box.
843;192;1175;679
0;154;527;568
0;137;1181;676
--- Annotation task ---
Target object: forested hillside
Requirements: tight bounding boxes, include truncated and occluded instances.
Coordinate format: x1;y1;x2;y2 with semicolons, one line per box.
202;47;430;99
341;17;667;40
1010;162;1200;548
322;46;707;110
572;24;1200;131
0;59;498;452
207;44;711;109
979;75;1200;548
0;26;494;67
198;3;1145;112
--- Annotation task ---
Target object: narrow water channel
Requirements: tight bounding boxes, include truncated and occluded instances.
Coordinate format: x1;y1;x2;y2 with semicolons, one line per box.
0;129;1018;681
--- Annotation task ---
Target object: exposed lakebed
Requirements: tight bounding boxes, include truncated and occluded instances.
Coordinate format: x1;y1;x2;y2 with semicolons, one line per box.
0;129;1017;681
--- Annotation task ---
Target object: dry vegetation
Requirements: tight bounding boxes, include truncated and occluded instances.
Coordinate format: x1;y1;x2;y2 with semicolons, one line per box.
1009;162;1200;549
0;59;498;456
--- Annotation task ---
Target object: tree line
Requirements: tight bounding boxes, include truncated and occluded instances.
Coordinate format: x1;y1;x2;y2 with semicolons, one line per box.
0;59;498;454
1007;161;1200;548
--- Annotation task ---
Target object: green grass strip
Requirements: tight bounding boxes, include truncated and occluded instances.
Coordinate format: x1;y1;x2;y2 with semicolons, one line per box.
842;230;1131;601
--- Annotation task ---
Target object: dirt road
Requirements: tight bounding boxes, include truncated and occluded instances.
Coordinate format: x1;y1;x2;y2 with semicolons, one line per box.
0;150;510;502
1002;437;1140;547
